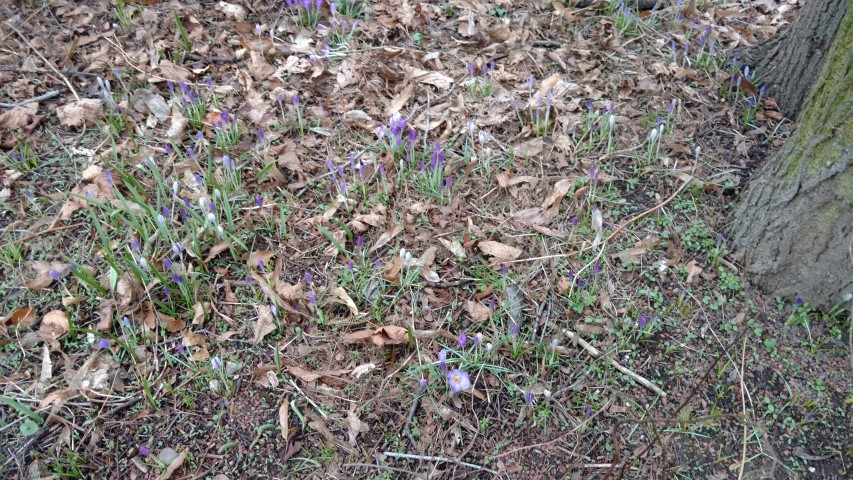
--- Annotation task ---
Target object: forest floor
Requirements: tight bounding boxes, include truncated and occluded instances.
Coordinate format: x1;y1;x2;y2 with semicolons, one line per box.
0;0;850;479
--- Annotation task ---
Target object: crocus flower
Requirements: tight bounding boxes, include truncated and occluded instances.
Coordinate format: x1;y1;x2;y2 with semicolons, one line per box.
172;243;182;255
438;349;447;372
138;445;151;457
418;378;427;390
211;356;222;370
457;332;467;348
163;286;171;297
356;236;363;248
255;195;263;208
293;95;300;106
163;258;172;270
638;315;648;329
172;273;183;284
525;391;535;405
177;343;186;355
187;147;195;159
97;338;111;349
308;293;316;305
447;369;471;393
49;269;60;281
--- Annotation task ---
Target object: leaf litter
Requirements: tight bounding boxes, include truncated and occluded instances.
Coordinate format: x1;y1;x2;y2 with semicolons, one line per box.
0;1;849;479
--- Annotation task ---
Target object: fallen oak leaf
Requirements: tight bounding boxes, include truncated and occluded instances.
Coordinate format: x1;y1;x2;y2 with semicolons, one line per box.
342;325;408;346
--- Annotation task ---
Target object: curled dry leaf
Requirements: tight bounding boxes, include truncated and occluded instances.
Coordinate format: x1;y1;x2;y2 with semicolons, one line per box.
131;89;170;122
253;304;276;344
279;398;290;441
143;302;183;332
351;363;376;378
0;103;40;130
464;300;492;323
287;364;351;382
368;223;403;253
478;240;523;261
26;261;70;290
8;307;37;328
57;99;103;127
39;310;69;350
685;259;703;284
332;286;360;315
437;237;466;258
347;408;369;447
343;325;408;346
160;449;187;480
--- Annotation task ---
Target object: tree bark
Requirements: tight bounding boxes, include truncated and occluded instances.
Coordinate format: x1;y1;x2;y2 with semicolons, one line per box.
744;0;848;118
729;3;853;309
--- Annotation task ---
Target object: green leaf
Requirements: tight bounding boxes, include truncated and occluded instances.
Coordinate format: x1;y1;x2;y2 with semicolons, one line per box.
109;266;119;291
20;419;39;436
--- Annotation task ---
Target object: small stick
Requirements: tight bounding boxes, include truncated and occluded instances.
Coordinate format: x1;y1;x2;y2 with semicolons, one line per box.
382;451;497;474
3;21;80;101
563;328;667;397
0;90;61;108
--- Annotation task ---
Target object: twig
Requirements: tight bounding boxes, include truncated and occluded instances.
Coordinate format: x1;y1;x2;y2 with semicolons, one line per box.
737;335;748;480
382;451;497;474
563;328;667;397
508;178;693;264
491;399;612;460
0;90;61;108
343;462;427;479
3;21;80;101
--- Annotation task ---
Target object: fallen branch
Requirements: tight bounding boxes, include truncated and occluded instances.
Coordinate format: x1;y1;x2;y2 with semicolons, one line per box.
0;90;61;108
563;328;667;397
382;451;497;474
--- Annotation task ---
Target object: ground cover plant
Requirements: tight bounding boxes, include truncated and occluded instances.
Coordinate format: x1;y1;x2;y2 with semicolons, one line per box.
0;0;850;479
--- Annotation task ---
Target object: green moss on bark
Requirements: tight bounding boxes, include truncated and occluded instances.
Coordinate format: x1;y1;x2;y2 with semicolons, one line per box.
782;4;853;182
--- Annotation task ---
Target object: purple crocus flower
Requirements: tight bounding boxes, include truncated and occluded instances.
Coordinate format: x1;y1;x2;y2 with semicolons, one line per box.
270;303;278;317
457;332;467;348
292;95;300;106
524;391;535;405
220;110;230;125
187;147;195;159
172;243;182;255
163;286;171;298
447;369;471;393
418;378;427;390
177;343;186;355
131;238;140;251
509;323;520;337
166;81;174;92
356;236;364;248
305;272;313;283
258;128;265;140
794;298;803;307
374;259;382;269
638;315;648;329
49;269;60;281
308;293;316;305
438;349;447;372
104;169;113;186
162;205;171;218
255;195;263;208
172;274;183;284
347;260;354;271
163;258;172;270
97;338;111;349
211;356;222;370
594;264;602;275
138;445;151;457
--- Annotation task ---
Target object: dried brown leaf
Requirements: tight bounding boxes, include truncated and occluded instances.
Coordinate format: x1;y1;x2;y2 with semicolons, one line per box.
478;240;523;261
253;305;276;344
279;398;290;441
464;300;491;323
368;223;403;253
57;99;102;127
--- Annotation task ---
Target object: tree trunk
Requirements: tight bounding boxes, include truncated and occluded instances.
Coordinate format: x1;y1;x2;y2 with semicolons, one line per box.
744;0;848;118
729;3;853;309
